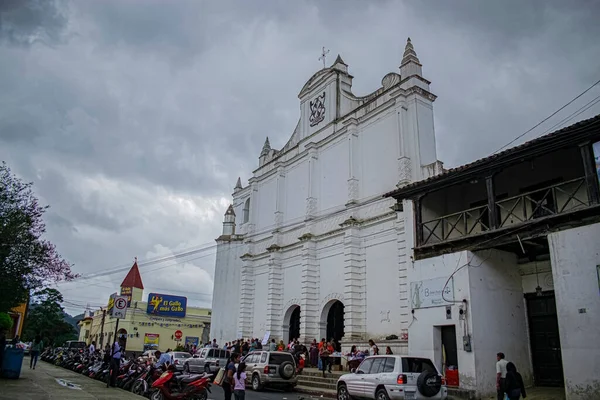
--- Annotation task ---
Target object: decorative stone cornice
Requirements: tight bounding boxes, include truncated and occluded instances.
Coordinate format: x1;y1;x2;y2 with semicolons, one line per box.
340;216;362;227
240;253;254;260
298;233;315;242
266;244;281;253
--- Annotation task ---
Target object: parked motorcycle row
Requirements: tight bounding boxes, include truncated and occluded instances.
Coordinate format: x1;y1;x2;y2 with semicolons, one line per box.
39;348;212;400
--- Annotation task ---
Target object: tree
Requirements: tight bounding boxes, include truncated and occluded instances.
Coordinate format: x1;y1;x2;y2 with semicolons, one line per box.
22;288;77;346
0;162;77;313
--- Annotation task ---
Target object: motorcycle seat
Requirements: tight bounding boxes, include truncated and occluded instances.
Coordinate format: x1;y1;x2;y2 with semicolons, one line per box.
179;374;203;383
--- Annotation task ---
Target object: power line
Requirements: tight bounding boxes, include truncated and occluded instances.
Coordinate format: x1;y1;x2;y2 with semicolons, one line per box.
491;77;600;155
537;94;600;137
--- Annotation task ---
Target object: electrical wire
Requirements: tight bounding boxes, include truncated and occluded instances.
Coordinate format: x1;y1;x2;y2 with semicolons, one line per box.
536;94;600;137
491;77;600;155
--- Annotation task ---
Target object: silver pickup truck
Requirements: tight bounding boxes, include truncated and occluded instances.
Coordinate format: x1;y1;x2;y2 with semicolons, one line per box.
184;348;231;375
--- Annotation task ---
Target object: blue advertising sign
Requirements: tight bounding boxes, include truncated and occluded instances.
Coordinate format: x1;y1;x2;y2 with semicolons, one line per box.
146;293;187;317
185;336;199;348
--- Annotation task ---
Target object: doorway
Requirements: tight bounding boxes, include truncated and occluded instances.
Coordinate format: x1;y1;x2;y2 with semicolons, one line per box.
526;292;564;387
326;301;345;342
288;307;301;342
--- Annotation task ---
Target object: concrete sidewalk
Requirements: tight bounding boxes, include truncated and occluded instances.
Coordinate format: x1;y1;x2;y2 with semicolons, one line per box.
0;358;140;399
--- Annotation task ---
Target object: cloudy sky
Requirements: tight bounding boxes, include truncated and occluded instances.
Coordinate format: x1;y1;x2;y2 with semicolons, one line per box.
1;0;599;315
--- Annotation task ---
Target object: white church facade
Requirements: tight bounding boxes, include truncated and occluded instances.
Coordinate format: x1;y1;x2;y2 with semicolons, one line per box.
211;39;444;349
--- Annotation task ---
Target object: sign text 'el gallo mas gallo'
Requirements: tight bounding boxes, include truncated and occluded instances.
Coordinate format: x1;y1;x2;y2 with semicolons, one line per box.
146;293;187;318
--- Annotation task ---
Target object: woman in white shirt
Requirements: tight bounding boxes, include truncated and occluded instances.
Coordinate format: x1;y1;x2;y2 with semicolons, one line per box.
233;362;247;400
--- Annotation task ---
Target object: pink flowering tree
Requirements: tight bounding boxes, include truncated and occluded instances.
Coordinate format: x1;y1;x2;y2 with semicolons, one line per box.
0;162;77;313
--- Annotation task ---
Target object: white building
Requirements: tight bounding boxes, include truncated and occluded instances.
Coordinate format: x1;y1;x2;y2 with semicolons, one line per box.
385;115;600;400
211;39;444;349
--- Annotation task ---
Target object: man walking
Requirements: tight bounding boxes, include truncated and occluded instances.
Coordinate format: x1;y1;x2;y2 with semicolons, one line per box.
109;339;122;387
496;352;509;400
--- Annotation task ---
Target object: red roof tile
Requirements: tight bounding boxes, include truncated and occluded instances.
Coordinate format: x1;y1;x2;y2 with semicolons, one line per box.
121;261;144;290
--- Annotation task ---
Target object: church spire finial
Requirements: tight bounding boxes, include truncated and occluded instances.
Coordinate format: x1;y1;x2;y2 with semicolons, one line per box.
260;136;271;157
234;177;242;191
401;37;421;67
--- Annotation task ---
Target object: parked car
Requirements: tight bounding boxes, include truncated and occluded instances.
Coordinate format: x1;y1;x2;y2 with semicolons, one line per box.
63;341;87;351
168;351;192;371
337;355;447;400
242;350;297;391
184;348;231;374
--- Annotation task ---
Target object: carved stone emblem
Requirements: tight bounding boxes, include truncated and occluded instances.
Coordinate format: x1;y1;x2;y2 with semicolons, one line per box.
309;92;326;127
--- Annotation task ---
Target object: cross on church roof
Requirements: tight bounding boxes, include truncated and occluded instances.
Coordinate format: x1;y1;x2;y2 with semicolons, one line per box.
318;46;330;68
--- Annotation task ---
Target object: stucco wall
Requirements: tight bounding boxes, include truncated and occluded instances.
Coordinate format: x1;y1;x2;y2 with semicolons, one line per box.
365;237;401;337
407;249;533;396
468;250;532;398
548;223;600;400
408;251;477;391
210;241;243;345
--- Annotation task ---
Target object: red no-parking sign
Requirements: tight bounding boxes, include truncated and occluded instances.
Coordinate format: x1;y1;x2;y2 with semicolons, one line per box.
174;330;183;340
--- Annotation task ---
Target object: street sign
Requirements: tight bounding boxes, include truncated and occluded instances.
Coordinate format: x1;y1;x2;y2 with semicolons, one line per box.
107;292;117;315
112;295;128;319
174;330;183;340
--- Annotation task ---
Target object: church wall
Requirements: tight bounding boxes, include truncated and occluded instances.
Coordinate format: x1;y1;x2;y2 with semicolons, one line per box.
252;269;269;339
256;176;277;231
319;138;348;212
210;241;244;345
415;99;437;166
282;261;302;308
360;111;399;197
318;251;345;304
365;236;401;338
284;160;308;223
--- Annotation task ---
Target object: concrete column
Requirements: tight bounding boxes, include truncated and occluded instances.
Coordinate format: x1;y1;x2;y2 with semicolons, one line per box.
238;254;255;339
305;146;318;220
342;220;366;340
299;237;319;342
396;105;412;187
274;165;285;231
345;118;360;205
266;250;283;338
395;208;410;341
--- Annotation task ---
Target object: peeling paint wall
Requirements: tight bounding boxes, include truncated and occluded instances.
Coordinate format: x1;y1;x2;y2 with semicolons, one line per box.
548;223;600;400
468;250;533;398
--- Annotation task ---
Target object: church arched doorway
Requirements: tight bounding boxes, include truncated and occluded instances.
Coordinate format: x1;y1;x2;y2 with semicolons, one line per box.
320;300;345;342
283;305;301;344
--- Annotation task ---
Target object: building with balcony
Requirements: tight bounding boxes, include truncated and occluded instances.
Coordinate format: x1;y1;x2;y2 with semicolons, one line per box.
385;115;600;400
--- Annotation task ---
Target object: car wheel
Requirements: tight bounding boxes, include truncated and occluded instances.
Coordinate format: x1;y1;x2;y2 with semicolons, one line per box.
338;384;352;400
184;363;190;373
252;374;262;391
376;389;389;400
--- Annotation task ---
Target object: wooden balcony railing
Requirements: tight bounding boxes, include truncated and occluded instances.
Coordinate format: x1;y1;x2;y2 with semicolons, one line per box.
418;177;590;246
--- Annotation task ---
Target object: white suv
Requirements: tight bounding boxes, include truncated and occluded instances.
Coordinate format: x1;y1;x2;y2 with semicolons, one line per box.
337;355;447;400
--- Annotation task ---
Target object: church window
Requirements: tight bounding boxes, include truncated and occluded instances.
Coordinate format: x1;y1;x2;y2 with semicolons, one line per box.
243;198;250;223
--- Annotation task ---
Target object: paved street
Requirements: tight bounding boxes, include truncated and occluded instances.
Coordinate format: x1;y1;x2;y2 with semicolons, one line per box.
0;358;309;400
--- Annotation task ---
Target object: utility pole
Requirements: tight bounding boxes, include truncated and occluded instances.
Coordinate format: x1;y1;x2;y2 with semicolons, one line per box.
99;309;106;348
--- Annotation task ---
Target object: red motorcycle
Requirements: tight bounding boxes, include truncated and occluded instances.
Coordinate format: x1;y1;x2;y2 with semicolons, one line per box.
150;366;211;400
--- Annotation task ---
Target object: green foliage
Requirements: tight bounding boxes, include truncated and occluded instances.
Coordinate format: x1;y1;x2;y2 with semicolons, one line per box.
22;288;77;346
174;344;185;351
0;312;13;331
0;162;76;313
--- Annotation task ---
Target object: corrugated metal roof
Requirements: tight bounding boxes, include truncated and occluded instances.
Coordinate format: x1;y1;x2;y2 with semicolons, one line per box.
384;113;600;198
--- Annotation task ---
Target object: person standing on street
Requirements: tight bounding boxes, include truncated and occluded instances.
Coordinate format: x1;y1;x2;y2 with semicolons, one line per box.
233;362;247;400
505;362;527;399
29;335;43;369
109;339;122;387
89;341;96;355
223;353;240;400
496;352;509;400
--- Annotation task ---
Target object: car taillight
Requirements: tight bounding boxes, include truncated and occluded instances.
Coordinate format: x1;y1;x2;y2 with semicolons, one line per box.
441;376;446;385
397;374;407;384
264;366;269;374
